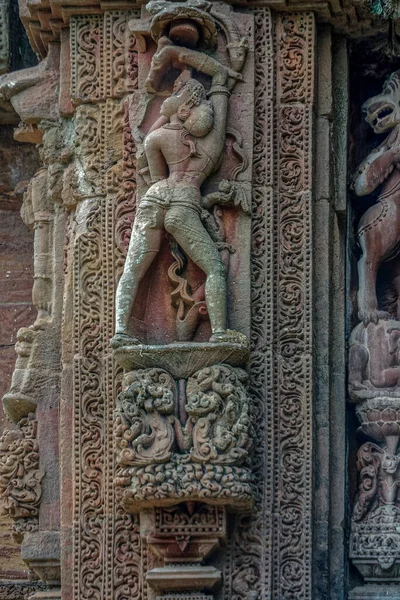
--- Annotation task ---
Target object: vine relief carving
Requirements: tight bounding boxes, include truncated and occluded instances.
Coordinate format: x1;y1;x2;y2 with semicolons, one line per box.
0;414;44;538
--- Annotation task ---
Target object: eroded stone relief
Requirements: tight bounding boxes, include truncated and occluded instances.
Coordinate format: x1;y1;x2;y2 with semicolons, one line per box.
0;1;320;599
109;4;255;598
350;70;400;584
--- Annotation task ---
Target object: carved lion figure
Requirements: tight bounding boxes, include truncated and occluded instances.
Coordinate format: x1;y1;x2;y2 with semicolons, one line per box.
185;364;251;465
353;70;400;325
115;368;176;466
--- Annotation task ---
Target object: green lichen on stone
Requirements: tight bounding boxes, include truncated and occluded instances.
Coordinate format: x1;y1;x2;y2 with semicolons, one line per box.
366;0;393;18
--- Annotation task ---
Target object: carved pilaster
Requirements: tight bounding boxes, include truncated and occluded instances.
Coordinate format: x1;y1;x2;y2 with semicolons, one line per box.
70;11;141;599
274;12;316;600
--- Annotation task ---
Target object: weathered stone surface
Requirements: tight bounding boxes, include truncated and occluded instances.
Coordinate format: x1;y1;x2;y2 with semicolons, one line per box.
349;68;400;591
2;0;395;597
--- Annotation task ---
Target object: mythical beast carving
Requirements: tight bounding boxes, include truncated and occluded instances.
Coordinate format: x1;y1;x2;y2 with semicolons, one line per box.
353;70;400;326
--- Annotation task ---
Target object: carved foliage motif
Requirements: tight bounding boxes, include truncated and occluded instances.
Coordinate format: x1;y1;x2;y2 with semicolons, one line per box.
275;12;314;600
228;8;273;600
0;415;44;522
186;365;251;465
115;368;176;466
71;11;141;600
71;12;139;102
114;365;254;507
114;100;137;276
0;582;50;600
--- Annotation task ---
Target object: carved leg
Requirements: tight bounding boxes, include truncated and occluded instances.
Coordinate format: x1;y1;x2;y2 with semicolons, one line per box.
113;204;164;344
164;207;227;336
357;252;385;324
349;342;370;390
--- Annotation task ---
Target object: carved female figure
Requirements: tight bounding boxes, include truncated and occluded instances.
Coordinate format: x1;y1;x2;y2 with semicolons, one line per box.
111;40;245;348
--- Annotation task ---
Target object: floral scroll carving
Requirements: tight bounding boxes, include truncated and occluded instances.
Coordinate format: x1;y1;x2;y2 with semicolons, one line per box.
115;368;177;466
186;365;251;465
274;12;315;600
0;415;44;535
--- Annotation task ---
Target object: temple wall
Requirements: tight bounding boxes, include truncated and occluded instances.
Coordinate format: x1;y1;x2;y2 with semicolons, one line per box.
2;1;400;599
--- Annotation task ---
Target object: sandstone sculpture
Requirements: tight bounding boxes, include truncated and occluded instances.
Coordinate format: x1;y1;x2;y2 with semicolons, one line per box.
111;24;249;349
350;70;400;584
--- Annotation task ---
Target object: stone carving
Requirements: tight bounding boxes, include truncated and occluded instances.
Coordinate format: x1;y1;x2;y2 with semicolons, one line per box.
147;503;226;564
115;368;178;466
349;69;400;584
0;0;9;76
0;582;50;600
112;13;249;348
273;13;315;600
115;365;253;508
0;415;44;528
69;12;142;600
71;12;138;103
186;365;251;465
352;70;400;326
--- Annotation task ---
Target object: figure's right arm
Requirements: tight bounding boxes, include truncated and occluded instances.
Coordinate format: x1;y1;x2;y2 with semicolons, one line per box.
353;147;400;196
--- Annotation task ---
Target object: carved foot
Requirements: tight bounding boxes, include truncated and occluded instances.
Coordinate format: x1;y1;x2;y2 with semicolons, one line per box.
110;333;141;349
358;310;390;326
209;329;247;345
350;379;374;392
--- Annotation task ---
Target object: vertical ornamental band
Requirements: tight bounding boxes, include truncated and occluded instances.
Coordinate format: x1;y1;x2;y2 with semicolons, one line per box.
275;12;315;600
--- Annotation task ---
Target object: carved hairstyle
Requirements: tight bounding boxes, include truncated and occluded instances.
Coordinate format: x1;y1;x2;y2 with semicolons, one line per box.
382;70;400;95
174;78;214;137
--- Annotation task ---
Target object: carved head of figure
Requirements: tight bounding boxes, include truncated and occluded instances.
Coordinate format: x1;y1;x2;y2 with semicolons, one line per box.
362;70;400;134
161;76;214;137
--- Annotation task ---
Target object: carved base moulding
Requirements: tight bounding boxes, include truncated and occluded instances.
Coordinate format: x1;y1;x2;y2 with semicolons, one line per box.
114;341;249;379
349;585;400;600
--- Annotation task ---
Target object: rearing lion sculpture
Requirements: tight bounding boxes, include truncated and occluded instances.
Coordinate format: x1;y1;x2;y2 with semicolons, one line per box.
353;70;400;325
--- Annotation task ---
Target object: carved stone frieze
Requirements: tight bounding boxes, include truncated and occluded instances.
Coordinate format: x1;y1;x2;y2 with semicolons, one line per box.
0;415;44;525
0;582;50;600
274;12;315;600
71;20;140;595
70;12;139;103
115;365;253;509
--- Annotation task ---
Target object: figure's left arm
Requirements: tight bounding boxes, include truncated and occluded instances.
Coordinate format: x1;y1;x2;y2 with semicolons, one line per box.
144;131;168;183
353;146;400;196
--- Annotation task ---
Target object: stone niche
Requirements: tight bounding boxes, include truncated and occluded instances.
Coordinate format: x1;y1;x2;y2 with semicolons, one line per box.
347;37;400;599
